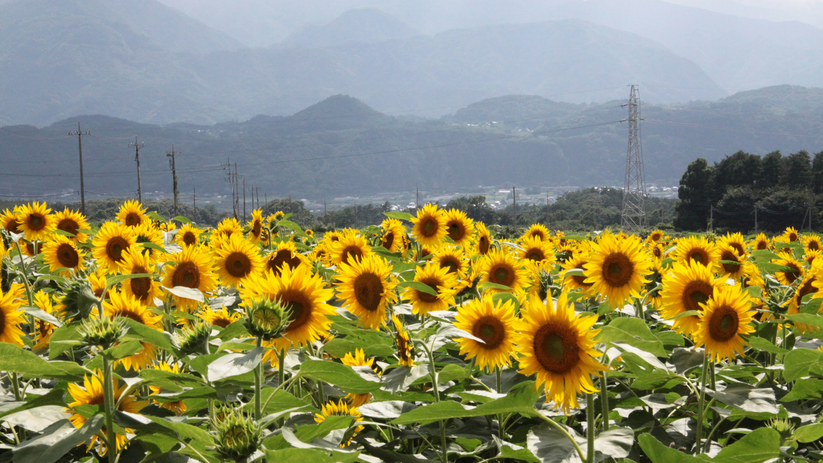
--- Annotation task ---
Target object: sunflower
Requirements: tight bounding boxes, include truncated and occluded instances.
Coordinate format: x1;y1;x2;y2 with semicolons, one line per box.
116;199;148;227
215;217;243;242
133;222;165;262
248;209;265;244
335;255;398;329
519;235;557;274
515;292;605;414
329;229;372;266
67;370;148;456
751;233;771;251
42;234;85;277
162;245;218;311
474;222;493;256
789;274;819;333
31;291;57;350
477;248;530;296
442;209;475;248
715;242;747;280
271;210;286;222
411;204;447;247
523;224;551;242
803;234;822;253
119;247;160;306
673;236;718;268
175;223;203;248
659;262;718;336
104;291;164;371
432;244;469;279
648;242;667;264
241;264;335;352
805;249;822;267
53;208;90;243
561;243;593;292
693;283;755;363
264;241;308;276
716;232;747;257
392;315;415;367
92;222;137;273
199;304;241;328
584;231;651;309
0;208;22;234
402;261;458;316
314;400;364;447
379;218;407;253
340;349;381;407
645;229;668;244
782;227;800;243
454;294;516;370
13;201;54;242
774;252;805;286
89;271;107;300
149;362;188;414
213;235;264;287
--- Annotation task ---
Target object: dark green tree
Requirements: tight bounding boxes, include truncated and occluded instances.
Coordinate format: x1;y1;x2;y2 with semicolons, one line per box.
675;158;713;231
446;196;498;224
760;151;782;190
711;150;762;203
780;150;813;189
812;151;823;194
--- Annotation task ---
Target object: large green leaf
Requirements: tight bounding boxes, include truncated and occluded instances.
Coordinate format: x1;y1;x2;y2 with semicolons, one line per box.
786;314;823;329
711;427;780;463
264;448;360;463
638;433;703;463
746;336;788;355
12;415;104;463
706;387;778;414
0;387;67;419
595;318;666;357
207;347;264;382
781;378;823;401
297;360;382;394
792;423;823;443
122;318;176;352
47;324;82;359
143;414;215;446
784;348;823;381
383;212;414;222
391;401;468;426
0;343;86;380
526;423;584;463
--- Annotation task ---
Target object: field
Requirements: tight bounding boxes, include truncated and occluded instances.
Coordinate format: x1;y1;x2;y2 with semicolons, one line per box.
0;200;822;463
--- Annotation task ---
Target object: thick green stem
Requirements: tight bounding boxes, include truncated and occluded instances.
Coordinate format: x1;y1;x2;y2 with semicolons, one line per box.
600;374;609;432
102;356;117;463
254;336;263;422
11;372;22;401
496;366;504;439
535;412;587;462
587;393;595;463
695;351;709;454
424;342;447;463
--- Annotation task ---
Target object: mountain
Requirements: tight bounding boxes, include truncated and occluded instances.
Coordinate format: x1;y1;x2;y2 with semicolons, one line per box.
283;9;420;48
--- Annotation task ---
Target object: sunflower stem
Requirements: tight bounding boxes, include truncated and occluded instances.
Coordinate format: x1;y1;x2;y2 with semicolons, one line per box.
695;350;709;454
102;355;118;463
600;374;609;432
10;372;22;401
496;366;504;439
587;393;596;463
254;336;263;422
535;412;587;463
13;241;34;306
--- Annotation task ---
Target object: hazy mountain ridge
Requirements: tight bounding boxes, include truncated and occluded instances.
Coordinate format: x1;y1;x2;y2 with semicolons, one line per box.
282;8;421;48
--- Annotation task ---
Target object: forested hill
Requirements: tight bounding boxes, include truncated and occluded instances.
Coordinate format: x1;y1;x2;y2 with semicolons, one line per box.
1;87;822;202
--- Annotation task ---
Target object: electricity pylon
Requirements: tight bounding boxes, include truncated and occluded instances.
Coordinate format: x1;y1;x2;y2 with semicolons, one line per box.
621;85;646;232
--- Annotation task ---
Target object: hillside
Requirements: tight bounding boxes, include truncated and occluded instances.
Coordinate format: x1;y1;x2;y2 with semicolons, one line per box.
282;8;420;47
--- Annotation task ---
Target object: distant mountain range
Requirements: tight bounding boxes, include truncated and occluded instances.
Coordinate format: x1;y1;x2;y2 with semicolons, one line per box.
1;87;821;203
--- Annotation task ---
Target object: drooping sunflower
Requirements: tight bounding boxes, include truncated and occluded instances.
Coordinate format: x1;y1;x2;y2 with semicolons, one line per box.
715;242;747;280
782;227;800;243
104;291;164;371
89;271;107;300
803;234;822;253
519;235;557;274
241;264;335;352
0;208;22;234
774;252;805;286
215;217;243;242
92;222;137;273
477;248;530;295
432;244;469;279
584;231;651;308
443;208;475;248
474;222;493;256
67;370;148;456
402;261;458;316
392;315;415;367
335;255;398;329
162;245;218;311
248;209;265;244
175;223;203;248
53;208;90;243
659;262;718;336
379;218;407;253
673;236;718;268
116;199;148;227
14;201;54;242
120;247;160;306
454;294;517;370
264;241;308;276
693;283;755;363
751;233;771;251
42;234;85;277
314;400;365;447
789;274;819;334
149;362;187;414
31;291;57;350
411;204;448;247
515;292;605;414
340;349;381;407
199;304;241;328
213;234;264;287
133;222;165;262
329;229;372;266
523;223;551;242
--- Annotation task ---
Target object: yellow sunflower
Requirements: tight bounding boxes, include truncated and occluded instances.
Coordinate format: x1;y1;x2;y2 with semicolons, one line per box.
719;232;748;258
432;244;469;279
329;229;372;266
215;217;243;242
519;235;557;274
751;233;771;251
645;229;669;244
67;370;148;456
162;245;218;311
104;291;164;371
175;223;203;248
335;255;398;329
673;236;719;268
774;252;805;286
0;208;22;234
199;304;242;328
515;292;605;414
314;400;365;447
659;262;718;336
789;274;819;334
379;218;407;253
248;209;265;244
241;264;335;352
782;227;800;243
804;249;822;267
116;199;148;227
31;291;57;350
523;224;551;242
803;234;822;253
454;294;516;370
561;243;593;292
120;247;160;306
584;231;651;309
715;242;747;280
149;362;187;414
92;222;137;273
443;208;475;248
264;241;308;277
213;234;264;287
402;261;458;316
89;271;107;300
411;204;447;248
133;222;165;262
392;315;415;367
474;222;493;256
340;349;381;407
14;201;54;242
477;248;530;295
53;208;91;243
42;235;85;277
694;283;755;363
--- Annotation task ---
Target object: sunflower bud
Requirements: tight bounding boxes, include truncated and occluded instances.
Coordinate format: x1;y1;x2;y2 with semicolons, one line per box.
175;321;211;356
768;417;796;443
211;406;260;461
60;281;98;324
245;298;291;341
79;316;124;349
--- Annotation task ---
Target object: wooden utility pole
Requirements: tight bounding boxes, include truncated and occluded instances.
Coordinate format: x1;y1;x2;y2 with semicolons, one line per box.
130;137;144;203
512;186;517;225
416;184;419;209
243;177;247;221
167;144;179;217
68;123;90;215
234;163;239;220
193;188;196;209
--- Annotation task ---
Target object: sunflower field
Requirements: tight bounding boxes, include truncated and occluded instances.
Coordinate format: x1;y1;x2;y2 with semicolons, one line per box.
1;200;823;463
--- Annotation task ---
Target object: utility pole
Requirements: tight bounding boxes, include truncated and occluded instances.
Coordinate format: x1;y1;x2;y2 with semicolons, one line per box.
243;177;247;221
512;186;517;225
324;201;327;220
754;205;758;233
68;123;90;215
621;85;647;232
130;137;144;203
416;184;419;209
193;188;196;209
167;144;179;217
234;164;239;220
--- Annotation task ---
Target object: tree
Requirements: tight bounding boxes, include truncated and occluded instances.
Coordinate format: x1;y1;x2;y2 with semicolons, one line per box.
675;158;713;231
812;151;823;194
780;150;813;189
446;196;498;224
760;151;782;190
711;150;761;203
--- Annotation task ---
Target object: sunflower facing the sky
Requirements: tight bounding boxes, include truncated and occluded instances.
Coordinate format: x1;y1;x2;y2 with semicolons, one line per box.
673;236;719;268
53;208;90;243
213;234;264;287
402;261;458;316
476;248;530;295
120;247;160;306
117;199;148;227
15;201;54;242
515;292;605;414
693;283;755;362
104;291;164;371
162;245;218;311
42;234;85;277
584;231;651;308
454;294;517;370
215;217;243;242
411;204;448;248
659;262;718;336
443;208;475;248
335;255;398;329
92;222;137;273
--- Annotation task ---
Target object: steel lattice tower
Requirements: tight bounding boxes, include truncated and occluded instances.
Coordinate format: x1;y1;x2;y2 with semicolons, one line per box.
621;85;646;232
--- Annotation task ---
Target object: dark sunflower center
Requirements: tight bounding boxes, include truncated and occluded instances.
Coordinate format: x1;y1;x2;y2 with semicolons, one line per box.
252;220;262;237
105;237;129;263
756;241;768;250
28;214;46;231
417;277;441;303
447;221;465;241
341;245;363;265
182;232;197;246
114;310;144;324
382;231;395;250
783;264;801;284
730;243;745;256
212;316;232;328
653;247;662;258
56;243;79;268
4;219;21;233
489;264;515;287
172;261;200;288
267;250;301;276
810;241;820;251
0;310;5;336
533;322;579;374
796;278;817;305
530;230;546;241
420;218;438;237
282;290;311;331
225;252;252;278
440;256;460;274
478;236;490;255
708;305;739;342
789;233;798;242
651;232;662;241
526;249;545;262
124;212;141;226
601;253;633;287
721;250;741;274
688;249;708;265
472;315;505;349
354;272;383;312
683;280;712;312
130;265;150;300
57;218;80;236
